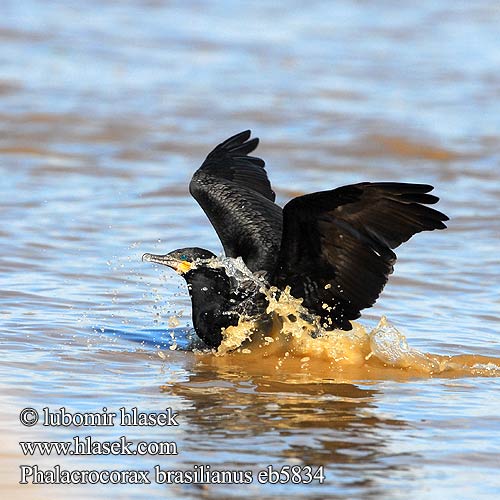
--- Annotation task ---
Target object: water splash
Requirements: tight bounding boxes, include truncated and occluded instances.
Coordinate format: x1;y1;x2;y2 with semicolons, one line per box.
210;277;500;379
147;255;500;379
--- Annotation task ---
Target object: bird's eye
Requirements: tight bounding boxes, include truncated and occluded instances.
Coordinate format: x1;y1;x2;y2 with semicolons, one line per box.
180;254;188;261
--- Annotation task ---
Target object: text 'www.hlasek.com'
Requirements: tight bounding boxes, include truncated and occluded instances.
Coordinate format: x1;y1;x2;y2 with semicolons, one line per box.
18;406;326;486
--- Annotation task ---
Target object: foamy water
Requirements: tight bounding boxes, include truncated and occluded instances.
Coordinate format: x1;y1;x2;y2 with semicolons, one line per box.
189;256;500;378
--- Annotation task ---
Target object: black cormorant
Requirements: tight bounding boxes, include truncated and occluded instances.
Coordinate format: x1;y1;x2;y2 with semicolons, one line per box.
143;131;448;349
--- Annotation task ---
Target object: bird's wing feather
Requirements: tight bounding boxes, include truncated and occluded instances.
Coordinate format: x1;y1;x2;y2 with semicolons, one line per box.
189;131;283;273
272;182;449;329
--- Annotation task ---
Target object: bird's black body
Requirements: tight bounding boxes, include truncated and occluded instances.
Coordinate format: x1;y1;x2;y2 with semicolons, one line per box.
143;131;448;349
143;247;269;348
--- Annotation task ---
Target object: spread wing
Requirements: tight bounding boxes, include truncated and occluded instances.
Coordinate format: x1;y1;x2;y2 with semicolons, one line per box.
272;182;449;329
189;130;283;273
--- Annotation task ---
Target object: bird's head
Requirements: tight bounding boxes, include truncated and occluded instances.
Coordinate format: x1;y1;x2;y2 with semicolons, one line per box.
142;247;217;275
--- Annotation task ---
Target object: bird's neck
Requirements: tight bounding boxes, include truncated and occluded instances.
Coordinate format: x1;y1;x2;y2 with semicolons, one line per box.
184;267;238;349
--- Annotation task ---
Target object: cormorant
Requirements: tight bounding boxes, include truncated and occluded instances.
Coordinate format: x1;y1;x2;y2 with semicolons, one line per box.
143;131;448;349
